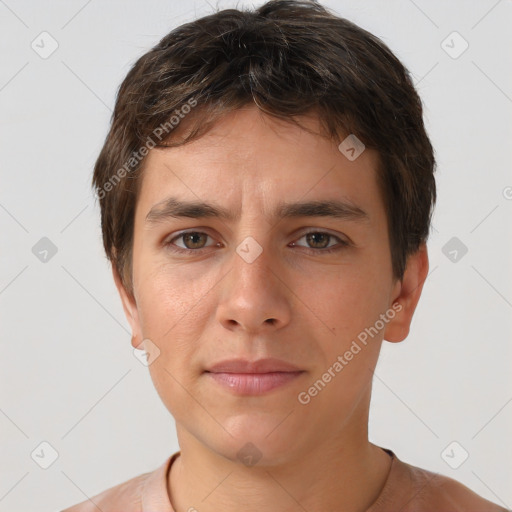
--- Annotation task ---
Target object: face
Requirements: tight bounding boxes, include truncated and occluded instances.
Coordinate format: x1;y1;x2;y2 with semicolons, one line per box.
114;106;427;465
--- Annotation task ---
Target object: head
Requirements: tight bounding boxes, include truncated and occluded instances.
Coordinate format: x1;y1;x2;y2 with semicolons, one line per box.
93;0;435;464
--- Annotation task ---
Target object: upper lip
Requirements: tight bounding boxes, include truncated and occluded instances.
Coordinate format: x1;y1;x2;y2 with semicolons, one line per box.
206;358;303;374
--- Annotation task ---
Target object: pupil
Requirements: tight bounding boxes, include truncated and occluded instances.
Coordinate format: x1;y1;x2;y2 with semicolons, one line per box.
186;233;204;248
307;233;328;248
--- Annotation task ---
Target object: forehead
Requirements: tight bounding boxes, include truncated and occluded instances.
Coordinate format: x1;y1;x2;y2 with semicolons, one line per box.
135;107;385;226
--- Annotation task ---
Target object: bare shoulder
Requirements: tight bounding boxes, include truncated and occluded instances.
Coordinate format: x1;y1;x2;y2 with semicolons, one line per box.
60;470;150;512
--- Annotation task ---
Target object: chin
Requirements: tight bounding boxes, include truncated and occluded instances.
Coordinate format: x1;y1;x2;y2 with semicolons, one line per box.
213;413;302;466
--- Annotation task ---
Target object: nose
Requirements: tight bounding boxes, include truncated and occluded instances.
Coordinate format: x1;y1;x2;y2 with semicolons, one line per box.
215;238;293;334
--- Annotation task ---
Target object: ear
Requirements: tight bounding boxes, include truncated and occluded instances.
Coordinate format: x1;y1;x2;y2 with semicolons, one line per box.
111;263;142;349
383;243;429;343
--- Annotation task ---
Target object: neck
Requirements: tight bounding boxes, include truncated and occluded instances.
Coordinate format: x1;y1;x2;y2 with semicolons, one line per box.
167;389;391;512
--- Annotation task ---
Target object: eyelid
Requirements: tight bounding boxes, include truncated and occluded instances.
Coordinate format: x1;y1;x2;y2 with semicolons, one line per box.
164;228;350;254
166;229;219;249
293;229;349;248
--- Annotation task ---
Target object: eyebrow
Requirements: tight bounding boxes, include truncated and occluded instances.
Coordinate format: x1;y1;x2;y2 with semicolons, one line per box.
144;197;370;226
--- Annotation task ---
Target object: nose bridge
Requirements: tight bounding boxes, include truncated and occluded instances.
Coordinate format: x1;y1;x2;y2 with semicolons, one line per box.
216;231;292;331
232;233;278;298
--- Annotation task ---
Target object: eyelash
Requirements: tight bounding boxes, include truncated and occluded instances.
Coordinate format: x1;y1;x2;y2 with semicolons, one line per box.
164;230;349;255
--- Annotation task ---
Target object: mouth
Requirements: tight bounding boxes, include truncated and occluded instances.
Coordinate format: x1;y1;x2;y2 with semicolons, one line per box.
205;371;304;395
204;358;305;395
205;357;302;373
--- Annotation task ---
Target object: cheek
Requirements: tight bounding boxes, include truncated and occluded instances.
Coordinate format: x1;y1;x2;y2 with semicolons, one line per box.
298;266;384;331
135;261;211;333
141;297;203;418
298;268;392;378
304;286;384;414
134;262;223;369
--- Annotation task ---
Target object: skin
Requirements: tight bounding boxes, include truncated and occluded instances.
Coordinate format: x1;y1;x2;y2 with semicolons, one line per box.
113;106;429;512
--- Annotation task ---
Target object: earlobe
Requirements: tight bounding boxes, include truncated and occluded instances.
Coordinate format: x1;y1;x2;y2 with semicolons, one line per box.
383;243;429;343
111;263;142;348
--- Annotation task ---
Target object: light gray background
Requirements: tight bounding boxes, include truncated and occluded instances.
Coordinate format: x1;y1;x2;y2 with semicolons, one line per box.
1;0;511;510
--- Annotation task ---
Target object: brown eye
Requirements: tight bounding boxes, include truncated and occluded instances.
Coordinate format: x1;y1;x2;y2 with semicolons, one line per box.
166;231;217;253
305;232;330;249
181;232;208;249
291;231;349;254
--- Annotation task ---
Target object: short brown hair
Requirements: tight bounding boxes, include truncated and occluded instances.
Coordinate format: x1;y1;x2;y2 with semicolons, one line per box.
92;0;436;296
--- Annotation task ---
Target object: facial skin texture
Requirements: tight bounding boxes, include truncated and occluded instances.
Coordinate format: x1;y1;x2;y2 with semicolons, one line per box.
113;106;429;512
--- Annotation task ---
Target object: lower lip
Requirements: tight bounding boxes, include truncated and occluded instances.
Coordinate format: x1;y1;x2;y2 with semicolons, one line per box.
206;371;304;395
